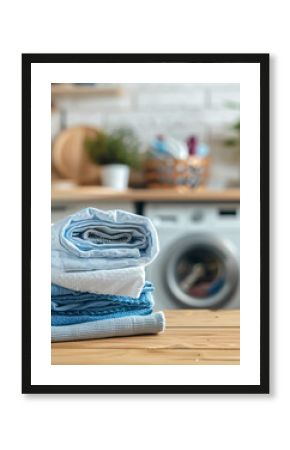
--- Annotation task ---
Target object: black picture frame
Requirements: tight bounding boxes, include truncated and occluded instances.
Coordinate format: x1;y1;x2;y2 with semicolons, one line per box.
22;53;269;394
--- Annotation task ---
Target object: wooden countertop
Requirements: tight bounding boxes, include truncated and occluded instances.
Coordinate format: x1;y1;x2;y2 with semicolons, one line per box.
51;310;240;365
51;186;240;203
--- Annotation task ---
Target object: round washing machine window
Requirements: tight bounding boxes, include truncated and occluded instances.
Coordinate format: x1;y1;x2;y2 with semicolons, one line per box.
165;234;239;308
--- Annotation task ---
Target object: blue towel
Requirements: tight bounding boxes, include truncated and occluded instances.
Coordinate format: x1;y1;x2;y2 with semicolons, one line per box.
51;312;165;342
51;207;159;272
51;282;154;326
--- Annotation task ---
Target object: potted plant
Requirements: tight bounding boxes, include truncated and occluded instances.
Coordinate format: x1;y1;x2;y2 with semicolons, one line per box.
85;128;141;190
222;119;240;187
224;120;240;162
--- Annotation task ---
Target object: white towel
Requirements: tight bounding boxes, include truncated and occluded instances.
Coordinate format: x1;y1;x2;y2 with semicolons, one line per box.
51;265;145;298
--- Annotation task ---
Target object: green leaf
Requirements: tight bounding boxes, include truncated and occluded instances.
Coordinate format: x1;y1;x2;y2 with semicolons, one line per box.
85;128;141;169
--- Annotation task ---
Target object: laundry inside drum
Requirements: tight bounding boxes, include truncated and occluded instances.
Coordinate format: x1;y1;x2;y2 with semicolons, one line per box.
175;246;226;299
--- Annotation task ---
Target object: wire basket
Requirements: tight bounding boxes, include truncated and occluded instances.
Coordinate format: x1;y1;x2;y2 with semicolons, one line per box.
144;156;211;188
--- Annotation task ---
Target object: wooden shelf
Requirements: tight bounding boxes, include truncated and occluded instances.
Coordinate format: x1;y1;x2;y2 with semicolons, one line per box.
51;185;240;203
51;84;122;97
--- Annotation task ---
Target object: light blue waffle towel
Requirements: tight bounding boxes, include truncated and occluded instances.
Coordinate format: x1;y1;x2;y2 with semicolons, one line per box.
51;311;165;342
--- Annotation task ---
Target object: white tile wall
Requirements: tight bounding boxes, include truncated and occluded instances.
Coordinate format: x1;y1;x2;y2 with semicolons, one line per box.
136;90;205;110
66;112;104;128
208;84;240;108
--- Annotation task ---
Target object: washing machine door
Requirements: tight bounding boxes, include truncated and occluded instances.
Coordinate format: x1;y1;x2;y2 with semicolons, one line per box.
165;234;239;308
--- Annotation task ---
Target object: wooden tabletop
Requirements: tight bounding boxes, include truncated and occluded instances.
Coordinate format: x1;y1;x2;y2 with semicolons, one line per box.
51;310;240;365
51;186;240;203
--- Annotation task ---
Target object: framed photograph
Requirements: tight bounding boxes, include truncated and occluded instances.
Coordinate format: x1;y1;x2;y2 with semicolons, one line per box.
22;53;269;394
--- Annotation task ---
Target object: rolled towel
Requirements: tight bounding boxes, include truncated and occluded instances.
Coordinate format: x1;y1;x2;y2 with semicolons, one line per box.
51;281;154;326
51;311;165;342
51;207;159;272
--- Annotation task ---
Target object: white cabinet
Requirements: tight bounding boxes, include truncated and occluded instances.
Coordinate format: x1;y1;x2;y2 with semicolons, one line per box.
51;201;135;223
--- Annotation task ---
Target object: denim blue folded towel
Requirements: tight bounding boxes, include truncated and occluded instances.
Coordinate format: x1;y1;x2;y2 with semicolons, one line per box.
51;207;159;272
51;312;165;342
51;281;154;326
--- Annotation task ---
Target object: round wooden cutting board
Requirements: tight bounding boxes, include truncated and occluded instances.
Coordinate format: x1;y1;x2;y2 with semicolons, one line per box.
52;126;101;185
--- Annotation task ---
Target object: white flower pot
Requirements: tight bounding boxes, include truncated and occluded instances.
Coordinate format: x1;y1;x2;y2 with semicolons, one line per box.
100;164;130;190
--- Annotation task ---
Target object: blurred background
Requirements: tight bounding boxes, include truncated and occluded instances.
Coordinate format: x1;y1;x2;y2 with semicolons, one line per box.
51;83;240;310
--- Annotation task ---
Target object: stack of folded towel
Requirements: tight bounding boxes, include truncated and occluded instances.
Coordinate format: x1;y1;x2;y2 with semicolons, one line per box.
51;207;165;342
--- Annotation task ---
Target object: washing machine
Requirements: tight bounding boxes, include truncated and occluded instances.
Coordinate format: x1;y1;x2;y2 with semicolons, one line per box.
145;202;240;309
